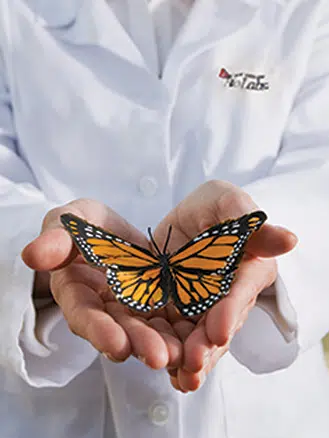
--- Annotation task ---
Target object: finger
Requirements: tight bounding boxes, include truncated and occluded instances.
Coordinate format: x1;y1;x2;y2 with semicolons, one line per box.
169;375;188;393
51;262;109;303
165;319;194;376
206;258;277;346
246;224;298;258
22;228;77;271
177;345;227;392
51;274;132;362
177;368;206;392
183;321;218;373
155;181;297;258
234;306;251;334
108;306;169;370
156;181;239;241
172;320;195;342
147;317;183;368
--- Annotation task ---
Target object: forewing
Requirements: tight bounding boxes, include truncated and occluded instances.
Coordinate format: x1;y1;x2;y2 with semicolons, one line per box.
169;211;267;276
60;214;168;312
169;211;267;316
60;213;158;269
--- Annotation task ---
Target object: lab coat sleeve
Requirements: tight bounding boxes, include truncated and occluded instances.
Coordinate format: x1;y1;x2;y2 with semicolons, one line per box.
230;10;329;373
0;49;98;388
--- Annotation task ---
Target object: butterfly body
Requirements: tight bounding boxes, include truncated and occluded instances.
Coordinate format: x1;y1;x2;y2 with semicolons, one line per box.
60;211;267;317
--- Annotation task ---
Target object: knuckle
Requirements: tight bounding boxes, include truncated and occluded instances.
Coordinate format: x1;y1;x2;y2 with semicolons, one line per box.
49;270;70;300
260;258;278;288
234;320;245;334
67;320;81;338
103;353;127;364
247;296;257;310
41;206;62;230
69;198;92;210
217;189;254;217
71;198;103;217
42;198;95;231
203;179;234;192
212;344;229;364
198;215;218;233
203;179;220;192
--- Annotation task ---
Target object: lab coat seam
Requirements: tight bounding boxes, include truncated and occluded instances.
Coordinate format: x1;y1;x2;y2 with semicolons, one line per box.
101;364;121;438
0;2;14;108
0;2;14;88
22;0;85;29
99;385;108;438
219;367;229;438
0;1;22;157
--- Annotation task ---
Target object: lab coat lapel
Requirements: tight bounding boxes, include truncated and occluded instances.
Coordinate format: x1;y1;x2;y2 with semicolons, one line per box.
162;0;282;89
26;0;156;73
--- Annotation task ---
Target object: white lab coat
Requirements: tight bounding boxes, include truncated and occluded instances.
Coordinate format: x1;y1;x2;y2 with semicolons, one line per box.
0;0;329;437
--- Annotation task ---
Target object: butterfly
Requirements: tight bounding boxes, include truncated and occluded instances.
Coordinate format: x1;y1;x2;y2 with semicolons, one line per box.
60;211;267;317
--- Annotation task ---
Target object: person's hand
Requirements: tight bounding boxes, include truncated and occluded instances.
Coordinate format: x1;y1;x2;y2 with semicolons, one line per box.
152;180;298;392
22;199;183;369
22;181;297;393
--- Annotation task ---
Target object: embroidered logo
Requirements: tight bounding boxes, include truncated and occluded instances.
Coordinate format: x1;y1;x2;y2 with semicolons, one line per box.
218;68;269;91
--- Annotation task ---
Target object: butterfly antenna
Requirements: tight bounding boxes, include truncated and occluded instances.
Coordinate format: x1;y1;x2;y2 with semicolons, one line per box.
147;227;162;256
162;225;172;255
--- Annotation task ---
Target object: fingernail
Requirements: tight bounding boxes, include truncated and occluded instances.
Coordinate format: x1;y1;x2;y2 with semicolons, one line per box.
235;320;245;334
203;352;211;368
229;316;246;342
137;355;147;364
199;371;206;388
137;355;154;369
274;225;293;233
102;353;123;363
274;225;298;239
229;313;243;339
229;323;236;337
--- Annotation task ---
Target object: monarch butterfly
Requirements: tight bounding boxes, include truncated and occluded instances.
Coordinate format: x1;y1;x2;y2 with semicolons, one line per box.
60;211;267;317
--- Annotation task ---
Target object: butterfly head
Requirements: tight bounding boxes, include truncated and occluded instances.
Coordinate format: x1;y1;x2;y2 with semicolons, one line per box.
147;225;173;258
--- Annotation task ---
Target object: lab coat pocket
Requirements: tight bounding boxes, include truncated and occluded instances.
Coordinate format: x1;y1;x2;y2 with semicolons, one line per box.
23;0;83;28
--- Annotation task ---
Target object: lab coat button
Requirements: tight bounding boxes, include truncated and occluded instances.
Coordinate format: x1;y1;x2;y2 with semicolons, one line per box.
138;176;158;197
148;402;170;426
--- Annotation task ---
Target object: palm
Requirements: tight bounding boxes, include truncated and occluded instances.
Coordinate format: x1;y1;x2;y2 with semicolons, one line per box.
51;255;184;368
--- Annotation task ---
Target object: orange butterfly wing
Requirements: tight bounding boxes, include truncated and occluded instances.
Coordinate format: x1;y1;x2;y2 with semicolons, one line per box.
61;211;267;317
168;211;267;316
60;214;169;312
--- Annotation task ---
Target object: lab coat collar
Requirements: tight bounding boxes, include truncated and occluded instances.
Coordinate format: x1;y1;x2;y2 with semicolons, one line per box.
24;0;286;81
25;0;152;71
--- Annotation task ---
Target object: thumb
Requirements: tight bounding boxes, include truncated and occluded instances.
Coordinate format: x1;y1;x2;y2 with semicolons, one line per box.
22;199;111;271
21;198;150;272
21;208;77;272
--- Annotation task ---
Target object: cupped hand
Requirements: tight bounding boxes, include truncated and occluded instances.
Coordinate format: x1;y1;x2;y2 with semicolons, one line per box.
22;198;183;369
21;180;298;394
153;180;298;392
